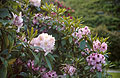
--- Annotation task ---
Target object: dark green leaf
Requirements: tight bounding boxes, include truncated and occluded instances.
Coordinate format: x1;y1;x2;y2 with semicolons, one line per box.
96;72;102;78
47;53;55;61
0;57;8;67
0;8;10;18
45;56;52;70
31;50;39;64
84;66;90;70
79;40;86;50
61;40;66;46
19;72;28;77
0;65;7;78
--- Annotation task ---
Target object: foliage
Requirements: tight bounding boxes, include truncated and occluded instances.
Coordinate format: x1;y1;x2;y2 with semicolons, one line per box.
0;0;112;78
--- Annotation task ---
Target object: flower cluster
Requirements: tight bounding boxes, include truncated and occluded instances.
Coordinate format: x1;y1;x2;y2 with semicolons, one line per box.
12;12;23;32
72;26;90;42
63;64;76;76
32;13;51;24
42;71;57;78
93;40;107;52
30;33;55;55
27;60;40;71
86;53;106;72
39;67;46;74
29;0;41;7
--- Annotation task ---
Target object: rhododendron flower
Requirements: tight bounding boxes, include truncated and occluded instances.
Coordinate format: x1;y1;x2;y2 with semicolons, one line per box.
72;26;90;39
100;42;107;52
63;64;76;76
12;12;23;32
93;40;101;51
81;26;90;35
81;52;87;56
30;33;55;56
93;40;107;52
29;0;41;7
42;71;57;78
27;60;40;71
39;67;46;74
86;53;105;72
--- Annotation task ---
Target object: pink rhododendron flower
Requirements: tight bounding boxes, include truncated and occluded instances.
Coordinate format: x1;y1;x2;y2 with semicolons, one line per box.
86;53;105;72
12;12;23;32
42;71;57;78
100;42;107;52
81;26;90;35
93;40;101;51
27;60;40;71
39;67;46;74
93;40;107;52
72;26;90;44
81;52;87;56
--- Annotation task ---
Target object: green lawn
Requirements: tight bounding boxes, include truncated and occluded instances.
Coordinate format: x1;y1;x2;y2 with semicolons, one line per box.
62;0;120;30
109;72;120;78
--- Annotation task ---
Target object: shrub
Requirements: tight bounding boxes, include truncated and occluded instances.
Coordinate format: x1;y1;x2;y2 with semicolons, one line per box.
0;0;111;78
93;26;120;62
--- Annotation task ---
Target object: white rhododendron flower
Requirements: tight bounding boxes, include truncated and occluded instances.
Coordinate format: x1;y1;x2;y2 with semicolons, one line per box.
12;12;23;32
29;0;41;7
30;33;55;56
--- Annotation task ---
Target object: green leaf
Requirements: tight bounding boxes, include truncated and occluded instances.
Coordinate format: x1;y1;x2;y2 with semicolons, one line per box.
31;50;39;64
0;65;7;78
31;27;34;36
96;72;102;78
0;49;8;55
40;26;46;32
33;29;38;38
0;19;11;26
47;54;55;61
84;66;90;70
104;37;109;42
87;38;93;49
0;57;8;67
79;40;86;50
69;37;72;43
38;53;43;66
61;40;66;46
45;56;52;70
0;8;10;18
19;72;28;77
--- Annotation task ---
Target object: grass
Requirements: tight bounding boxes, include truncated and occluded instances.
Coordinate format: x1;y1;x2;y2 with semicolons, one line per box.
61;0;120;30
109;72;120;78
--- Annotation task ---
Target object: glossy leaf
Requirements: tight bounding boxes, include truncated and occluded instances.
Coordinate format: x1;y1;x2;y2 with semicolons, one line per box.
45;56;52;70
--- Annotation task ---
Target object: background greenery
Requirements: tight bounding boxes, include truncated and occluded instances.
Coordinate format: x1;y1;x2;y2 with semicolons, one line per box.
61;0;120;31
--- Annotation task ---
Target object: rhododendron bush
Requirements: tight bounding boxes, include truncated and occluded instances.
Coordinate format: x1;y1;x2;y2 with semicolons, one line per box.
0;0;111;78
